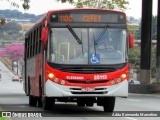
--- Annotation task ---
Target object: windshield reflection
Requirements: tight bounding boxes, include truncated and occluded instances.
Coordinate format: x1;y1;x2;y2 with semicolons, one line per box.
47;28;127;65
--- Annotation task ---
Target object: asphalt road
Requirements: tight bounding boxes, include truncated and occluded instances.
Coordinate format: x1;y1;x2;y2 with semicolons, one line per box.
0;61;160;120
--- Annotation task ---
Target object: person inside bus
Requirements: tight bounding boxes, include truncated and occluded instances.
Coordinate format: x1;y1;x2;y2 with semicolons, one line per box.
97;31;114;51
96;30;122;58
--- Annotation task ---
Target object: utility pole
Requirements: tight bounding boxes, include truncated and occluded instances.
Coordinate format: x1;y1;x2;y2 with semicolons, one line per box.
140;0;152;84
156;0;160;84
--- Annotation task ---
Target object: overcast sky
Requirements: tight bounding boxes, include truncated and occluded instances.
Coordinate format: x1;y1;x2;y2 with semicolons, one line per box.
0;0;158;19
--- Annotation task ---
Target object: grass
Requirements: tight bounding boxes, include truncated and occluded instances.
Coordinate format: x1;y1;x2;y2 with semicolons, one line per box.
0;111;9;120
0;118;8;120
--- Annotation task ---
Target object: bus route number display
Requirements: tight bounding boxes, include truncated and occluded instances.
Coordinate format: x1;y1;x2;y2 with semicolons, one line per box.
59;15;101;23
51;12;124;23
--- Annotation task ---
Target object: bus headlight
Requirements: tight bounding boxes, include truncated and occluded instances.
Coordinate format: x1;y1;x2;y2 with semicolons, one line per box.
117;78;122;83
54;78;58;83
61;80;65;85
111;80;115;85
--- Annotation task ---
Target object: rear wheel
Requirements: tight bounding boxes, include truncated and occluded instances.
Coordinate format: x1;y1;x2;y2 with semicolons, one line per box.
103;97;115;112
29;95;37;106
43;97;55;110
37;97;42;107
28;78;37;106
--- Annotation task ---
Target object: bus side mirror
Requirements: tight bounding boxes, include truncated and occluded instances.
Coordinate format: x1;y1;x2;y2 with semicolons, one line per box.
41;27;48;49
128;34;134;48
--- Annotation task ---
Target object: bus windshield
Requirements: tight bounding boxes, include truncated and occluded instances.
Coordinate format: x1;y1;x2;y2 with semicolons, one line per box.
47;27;127;65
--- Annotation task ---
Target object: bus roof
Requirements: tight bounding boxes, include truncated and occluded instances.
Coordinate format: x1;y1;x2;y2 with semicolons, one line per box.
25;8;126;36
46;8;125;16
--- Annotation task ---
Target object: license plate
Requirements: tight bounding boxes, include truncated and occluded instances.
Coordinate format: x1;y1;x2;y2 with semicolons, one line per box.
81;87;95;92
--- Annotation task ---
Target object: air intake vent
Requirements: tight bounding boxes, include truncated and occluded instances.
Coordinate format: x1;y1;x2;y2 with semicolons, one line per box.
47;62;127;74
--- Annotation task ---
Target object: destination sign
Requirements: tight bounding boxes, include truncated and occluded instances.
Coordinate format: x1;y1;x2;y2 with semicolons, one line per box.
50;11;125;23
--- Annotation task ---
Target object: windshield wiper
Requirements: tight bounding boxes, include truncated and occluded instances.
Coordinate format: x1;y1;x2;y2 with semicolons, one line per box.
66;25;82;44
95;25;109;45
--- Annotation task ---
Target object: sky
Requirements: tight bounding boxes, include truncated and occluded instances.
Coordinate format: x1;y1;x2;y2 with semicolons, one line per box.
0;0;158;19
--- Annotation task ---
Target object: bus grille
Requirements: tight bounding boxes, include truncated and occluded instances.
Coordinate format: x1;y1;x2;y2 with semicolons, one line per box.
47;62;127;74
70;88;108;95
58;67;115;73
71;92;108;94
67;80;109;84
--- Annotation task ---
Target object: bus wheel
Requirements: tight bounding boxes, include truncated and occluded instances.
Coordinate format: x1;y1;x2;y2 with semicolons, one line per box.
43;97;55;110
86;102;94;107
103;97;115;112
77;99;85;107
77;101;85;107
29;95;37;106
86;98;95;107
37;97;42;107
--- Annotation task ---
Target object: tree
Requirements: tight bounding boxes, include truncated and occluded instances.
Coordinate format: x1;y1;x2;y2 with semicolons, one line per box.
152;16;157;40
0;22;22;40
0;0;30;26
3;43;24;61
58;0;129;10
0;0;30;9
2;43;24;73
134;16;157;40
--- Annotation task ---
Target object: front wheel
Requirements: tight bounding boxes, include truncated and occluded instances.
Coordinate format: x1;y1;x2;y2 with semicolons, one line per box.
103;97;115;112
43;97;55;110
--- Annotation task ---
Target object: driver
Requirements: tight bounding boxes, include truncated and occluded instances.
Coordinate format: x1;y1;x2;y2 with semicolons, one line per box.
97;31;113;50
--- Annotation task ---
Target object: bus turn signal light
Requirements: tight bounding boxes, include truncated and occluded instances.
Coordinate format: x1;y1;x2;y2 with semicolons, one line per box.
48;73;54;79
121;74;127;79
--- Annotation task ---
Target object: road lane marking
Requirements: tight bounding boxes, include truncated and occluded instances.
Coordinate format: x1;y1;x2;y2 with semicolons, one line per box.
125;117;138;120
129;93;160;98
127;99;142;102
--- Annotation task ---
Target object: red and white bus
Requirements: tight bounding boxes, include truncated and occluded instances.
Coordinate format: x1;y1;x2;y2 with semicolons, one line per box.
24;8;134;112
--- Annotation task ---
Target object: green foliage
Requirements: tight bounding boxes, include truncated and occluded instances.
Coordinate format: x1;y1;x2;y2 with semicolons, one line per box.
0;0;30;10
22;0;30;10
129;46;157;78
0;111;8;120
128;24;139;34
0;0;30;26
0;18;6;26
134;16;157;40
152;16;157;40
129;46;140;69
0;22;22;40
58;0;129;10
0;117;8;120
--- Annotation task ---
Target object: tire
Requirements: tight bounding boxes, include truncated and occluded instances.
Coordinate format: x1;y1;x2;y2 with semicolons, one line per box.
77;98;86;107
77;101;85;107
103;97;115;112
86;102;94;107
37;97;42;107
86;98;95;107
43;97;55;110
29;95;37;106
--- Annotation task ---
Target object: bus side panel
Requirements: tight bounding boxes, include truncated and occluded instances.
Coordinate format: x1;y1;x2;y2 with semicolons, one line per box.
35;54;43;96
27;58;36;96
27;54;43;97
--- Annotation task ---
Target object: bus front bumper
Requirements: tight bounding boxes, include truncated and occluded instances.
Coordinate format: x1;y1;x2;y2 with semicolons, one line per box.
45;80;128;97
